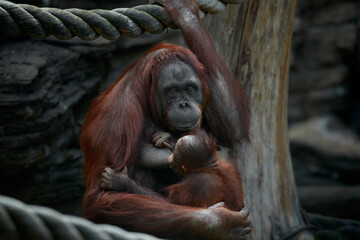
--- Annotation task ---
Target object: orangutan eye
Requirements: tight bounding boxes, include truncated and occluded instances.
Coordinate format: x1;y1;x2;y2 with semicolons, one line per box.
186;85;197;95
165;87;177;98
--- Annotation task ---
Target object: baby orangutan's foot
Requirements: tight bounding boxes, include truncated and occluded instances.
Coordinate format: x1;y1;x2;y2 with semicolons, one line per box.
101;166;128;191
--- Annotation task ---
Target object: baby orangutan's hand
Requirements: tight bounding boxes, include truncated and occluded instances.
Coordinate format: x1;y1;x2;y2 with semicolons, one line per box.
101;166;129;192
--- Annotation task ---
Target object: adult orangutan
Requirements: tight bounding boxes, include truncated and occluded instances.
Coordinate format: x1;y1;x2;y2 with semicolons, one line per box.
80;0;250;239
101;129;245;211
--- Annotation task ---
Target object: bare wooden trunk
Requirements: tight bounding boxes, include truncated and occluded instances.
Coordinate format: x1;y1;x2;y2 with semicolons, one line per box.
204;1;314;239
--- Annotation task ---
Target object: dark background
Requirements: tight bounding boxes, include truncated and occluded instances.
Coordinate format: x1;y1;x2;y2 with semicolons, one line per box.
0;0;359;223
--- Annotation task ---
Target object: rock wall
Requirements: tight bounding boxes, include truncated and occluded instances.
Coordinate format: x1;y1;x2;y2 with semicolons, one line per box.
0;39;115;214
289;0;358;124
289;0;360;220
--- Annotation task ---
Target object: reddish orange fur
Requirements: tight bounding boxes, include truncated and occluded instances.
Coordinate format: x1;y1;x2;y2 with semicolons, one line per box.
80;1;250;238
166;130;244;211
81;43;209;189
80;43;212;238
167;160;244;211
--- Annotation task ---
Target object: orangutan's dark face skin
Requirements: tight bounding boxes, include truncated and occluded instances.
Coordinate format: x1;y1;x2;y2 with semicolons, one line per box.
156;59;205;136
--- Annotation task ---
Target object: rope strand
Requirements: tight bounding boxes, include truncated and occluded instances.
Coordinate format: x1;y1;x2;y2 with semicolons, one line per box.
0;195;162;240
0;0;242;40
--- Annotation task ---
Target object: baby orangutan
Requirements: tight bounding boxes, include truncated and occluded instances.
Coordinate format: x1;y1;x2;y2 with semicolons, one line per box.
101;130;244;211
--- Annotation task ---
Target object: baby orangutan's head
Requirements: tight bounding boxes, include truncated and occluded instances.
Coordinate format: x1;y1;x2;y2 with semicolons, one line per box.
168;130;217;175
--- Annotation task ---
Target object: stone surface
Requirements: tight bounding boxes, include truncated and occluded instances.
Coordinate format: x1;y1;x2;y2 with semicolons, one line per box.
295;24;357;69
301;2;358;28
289;0;360;227
288;87;347;122
290;116;360;220
290;116;360;159
289;65;348;94
290;116;360;178
299;185;360;220
308;213;360;240
289;0;358;129
0;40;115;214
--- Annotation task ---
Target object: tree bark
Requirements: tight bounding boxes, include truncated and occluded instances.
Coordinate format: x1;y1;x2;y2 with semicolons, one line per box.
204;1;314;239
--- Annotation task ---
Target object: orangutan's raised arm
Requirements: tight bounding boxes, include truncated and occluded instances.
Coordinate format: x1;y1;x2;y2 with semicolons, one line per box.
164;0;250;146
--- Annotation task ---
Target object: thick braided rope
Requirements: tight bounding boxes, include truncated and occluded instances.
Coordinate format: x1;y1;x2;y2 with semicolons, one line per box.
0;0;243;40
0;195;163;240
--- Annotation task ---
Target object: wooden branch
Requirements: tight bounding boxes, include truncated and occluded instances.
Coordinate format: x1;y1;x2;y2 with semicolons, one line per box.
204;1;314;239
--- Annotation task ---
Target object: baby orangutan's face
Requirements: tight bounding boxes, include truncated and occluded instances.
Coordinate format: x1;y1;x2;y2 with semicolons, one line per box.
168;135;198;175
168;153;186;175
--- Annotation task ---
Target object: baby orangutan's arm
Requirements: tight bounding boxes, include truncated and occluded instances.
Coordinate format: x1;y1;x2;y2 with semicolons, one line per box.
101;167;163;199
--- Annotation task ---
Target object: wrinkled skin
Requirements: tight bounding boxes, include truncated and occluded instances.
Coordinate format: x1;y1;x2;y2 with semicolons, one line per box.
156;60;205;136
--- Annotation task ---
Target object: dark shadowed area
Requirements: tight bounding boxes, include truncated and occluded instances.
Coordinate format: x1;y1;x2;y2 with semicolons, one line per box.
288;0;360;221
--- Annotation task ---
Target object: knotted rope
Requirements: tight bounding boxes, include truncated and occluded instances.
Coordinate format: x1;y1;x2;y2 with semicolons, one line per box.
0;195;162;240
0;0;243;40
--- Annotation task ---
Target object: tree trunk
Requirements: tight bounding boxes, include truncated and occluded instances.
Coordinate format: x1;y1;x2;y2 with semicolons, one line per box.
204;1;314;239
